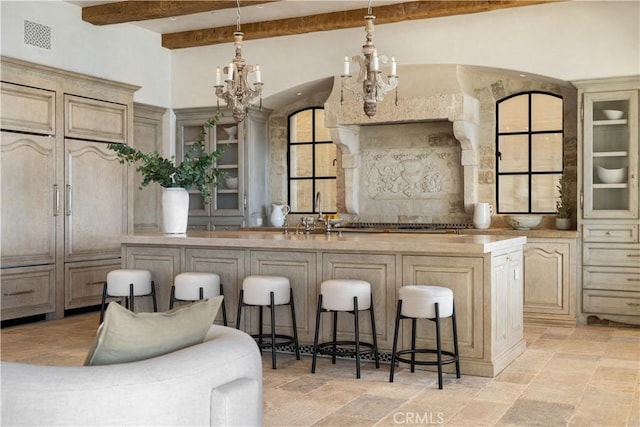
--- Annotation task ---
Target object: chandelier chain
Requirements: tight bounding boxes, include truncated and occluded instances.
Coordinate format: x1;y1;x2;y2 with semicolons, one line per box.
236;0;241;32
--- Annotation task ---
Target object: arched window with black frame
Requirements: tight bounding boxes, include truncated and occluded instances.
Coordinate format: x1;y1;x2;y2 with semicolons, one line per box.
496;92;564;213
288;107;337;214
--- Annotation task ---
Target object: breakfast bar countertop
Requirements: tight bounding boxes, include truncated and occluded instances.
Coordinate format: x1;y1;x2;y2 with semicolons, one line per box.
119;230;527;255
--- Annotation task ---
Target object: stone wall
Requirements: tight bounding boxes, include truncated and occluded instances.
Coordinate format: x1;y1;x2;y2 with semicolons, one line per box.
267;65;577;228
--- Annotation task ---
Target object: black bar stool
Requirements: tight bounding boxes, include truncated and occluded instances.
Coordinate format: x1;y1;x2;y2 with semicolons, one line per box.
311;279;380;379
169;272;228;325
100;269;157;324
389;285;460;389
236;275;300;369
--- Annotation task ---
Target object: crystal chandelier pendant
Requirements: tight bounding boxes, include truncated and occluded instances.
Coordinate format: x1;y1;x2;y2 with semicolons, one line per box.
341;4;398;118
214;2;263;123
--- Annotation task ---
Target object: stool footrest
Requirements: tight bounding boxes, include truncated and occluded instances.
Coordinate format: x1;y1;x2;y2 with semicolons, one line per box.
316;340;377;358
394;349;459;367
251;333;296;350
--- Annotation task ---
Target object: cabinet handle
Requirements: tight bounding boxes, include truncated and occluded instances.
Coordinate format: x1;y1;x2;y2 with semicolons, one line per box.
627;254;640;258
606;231;611;235
626;302;640;307
627;278;640;282
53;184;60;216
65;184;72;216
87;281;105;286
3;290;35;297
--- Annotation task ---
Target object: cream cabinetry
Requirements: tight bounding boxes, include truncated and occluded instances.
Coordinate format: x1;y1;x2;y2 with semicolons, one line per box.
175;107;269;230
323;253;396;349
132;104;165;232
121;233;527;377
523;237;577;326
403;255;484;360
249;250;318;342
575;76;640;325
0;57;137;320
185;248;246;326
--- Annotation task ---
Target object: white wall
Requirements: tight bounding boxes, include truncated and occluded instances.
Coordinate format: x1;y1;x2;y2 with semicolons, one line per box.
0;0;171;107
1;1;637;110
172;0;640;108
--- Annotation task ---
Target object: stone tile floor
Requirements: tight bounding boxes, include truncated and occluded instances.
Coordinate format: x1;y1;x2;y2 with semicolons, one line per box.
1;312;638;426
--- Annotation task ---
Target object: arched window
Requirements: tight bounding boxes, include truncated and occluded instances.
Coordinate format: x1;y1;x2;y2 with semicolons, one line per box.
496;92;564;213
288;107;337;214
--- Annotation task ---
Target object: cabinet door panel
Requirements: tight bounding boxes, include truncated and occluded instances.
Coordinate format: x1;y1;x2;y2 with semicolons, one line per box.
65;95;127;143
65;139;128;261
124;246;182;312
524;241;572;317
403;255;484;358
249;250;317;342
0;82;55;135
323;253;396;349
1;132;57;267
185;248;246;326
132;105;164;232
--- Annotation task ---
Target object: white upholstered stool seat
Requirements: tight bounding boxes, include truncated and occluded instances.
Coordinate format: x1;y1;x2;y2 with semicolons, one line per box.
242;275;291;306
399;285;454;319
311;279;380;379
390;285;460;389
320;279;372;311
100;269;157;323
236;275;300;369
170;272;228;325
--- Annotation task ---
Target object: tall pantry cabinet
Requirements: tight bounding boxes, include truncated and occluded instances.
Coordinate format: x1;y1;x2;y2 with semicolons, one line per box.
574;76;640;325
0;57;138;320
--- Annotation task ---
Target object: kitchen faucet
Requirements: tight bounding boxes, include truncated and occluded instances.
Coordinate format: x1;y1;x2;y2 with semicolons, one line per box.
315;191;322;222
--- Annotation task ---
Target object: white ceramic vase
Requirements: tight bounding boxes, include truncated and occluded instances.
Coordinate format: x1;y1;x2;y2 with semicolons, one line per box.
162;187;189;234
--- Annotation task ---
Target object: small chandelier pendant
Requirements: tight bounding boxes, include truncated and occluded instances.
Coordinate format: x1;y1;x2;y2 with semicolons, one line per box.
214;2;263;123
341;5;398;118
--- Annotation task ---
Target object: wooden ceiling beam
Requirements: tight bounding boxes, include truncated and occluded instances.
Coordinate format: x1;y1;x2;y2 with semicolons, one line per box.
161;0;554;49
82;1;278;26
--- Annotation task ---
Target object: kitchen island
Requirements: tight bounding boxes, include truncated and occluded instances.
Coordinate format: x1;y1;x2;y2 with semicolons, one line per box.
120;230;526;377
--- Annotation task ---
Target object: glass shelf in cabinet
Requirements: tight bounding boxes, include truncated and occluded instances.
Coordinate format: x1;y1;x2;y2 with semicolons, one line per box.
593;183;629;189
594;119;628;126
592;151;628;157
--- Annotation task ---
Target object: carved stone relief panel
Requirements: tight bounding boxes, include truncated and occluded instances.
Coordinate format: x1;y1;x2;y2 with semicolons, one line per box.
358;122;465;223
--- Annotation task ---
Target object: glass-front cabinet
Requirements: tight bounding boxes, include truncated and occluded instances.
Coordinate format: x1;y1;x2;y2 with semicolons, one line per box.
575;76;640;326
582;90;638;218
177;110;243;218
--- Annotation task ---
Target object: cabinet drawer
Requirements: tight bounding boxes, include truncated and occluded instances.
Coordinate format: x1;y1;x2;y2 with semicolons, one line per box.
0;264;55;320
583;266;640;292
582;223;639;243
65;259;121;310
0;82;55;135
583;290;640;317
583;243;640;267
65;95;127;143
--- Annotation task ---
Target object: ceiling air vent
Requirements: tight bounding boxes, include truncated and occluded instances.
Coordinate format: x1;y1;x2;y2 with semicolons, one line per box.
24;20;51;50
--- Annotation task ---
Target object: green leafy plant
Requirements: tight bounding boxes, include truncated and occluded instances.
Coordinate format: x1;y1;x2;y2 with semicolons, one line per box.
108;117;225;201
555;173;573;219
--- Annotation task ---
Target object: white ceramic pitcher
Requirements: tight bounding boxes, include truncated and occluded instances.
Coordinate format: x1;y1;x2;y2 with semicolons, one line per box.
270;202;290;227
473;202;493;229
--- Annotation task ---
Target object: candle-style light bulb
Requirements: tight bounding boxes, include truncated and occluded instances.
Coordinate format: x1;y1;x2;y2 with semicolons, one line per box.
343;56;350;75
390;57;397;76
215;66;221;85
227;63;234;81
255;65;262;83
372;51;379;71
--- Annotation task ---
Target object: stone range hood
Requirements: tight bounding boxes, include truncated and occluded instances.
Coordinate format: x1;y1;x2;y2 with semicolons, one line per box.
324;64;480;216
